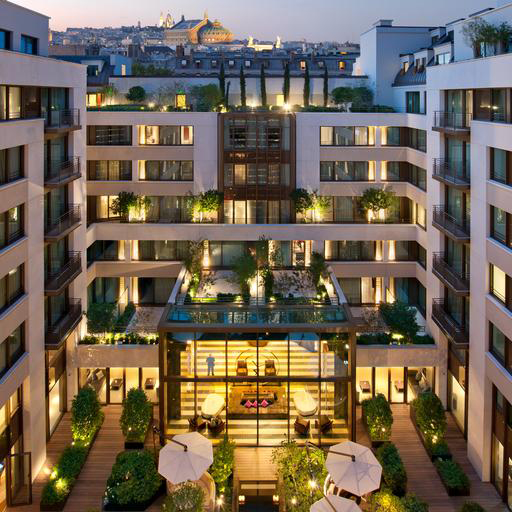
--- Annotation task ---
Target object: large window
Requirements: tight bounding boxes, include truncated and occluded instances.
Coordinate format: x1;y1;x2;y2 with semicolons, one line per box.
87;161;131;181
491;148;511;186
0;29;11;50
392;241;426;267
491;206;512;249
87;241;119;265
224;163;290;187
320;161;372;181
87;126;132;146
474;88;508;122
140;161;193;181
0;146;23;185
87;277;120;305
0;265;24;313
320;126;374;146
490;323;512;375
223;199;290;224
139;126;193;145
383;127;426;152
137;241;189;261
0;86;21;120
0;324;24;378
224;116;290;150
384;162;426;191
20;35;37;55
406;91;421;113
325;241;376;261
490;264;511;310
137;278;175;305
0;205;23;250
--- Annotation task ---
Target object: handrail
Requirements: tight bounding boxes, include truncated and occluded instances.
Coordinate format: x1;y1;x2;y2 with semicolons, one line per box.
44;205;81;236
45;157;80;183
44;108;80;129
45;252;82;291
433;111;472;130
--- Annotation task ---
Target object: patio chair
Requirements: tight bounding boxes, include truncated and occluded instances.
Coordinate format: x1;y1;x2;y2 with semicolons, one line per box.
207;417;225;436
315;415;333;434
236;359;248;377
294;416;310;436
188;415;207;432
264;359;277;377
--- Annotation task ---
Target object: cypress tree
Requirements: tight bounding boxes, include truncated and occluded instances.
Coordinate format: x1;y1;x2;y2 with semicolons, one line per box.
283;62;290;104
323;66;329;107
225;81;231;108
219;61;226;104
260;64;267;107
303;62;310;107
240;65;246;107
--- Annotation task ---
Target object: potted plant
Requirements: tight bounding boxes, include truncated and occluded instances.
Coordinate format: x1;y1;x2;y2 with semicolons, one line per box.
120;388;153;449
361;394;393;446
495;21;512;54
360;186;395;223
232;253;257;298
290;189;330;223
162;483;205;512
188;190;223;222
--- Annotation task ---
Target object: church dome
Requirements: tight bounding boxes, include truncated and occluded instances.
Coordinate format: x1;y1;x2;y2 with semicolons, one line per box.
198;20;233;43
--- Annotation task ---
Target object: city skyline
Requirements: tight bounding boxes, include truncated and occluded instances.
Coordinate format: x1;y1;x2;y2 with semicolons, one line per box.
14;0;493;41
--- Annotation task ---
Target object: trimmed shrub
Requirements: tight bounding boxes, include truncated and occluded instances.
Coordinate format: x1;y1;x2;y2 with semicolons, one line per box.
105;450;162;506
371;490;428;512
120;388;152;443
411;391;446;448
357;333;394;345
429;439;452;460
362;394;393;441
162;483;205;512
401;494;429;512
458;502;486;512
435;459;470;495
211;435;235;508
376;443;407;496
379;301;419;341
71;387;103;445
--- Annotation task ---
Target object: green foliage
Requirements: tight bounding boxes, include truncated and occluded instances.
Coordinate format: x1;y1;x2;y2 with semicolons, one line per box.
331;86;373;109
411;391;446;448
429;440;451;460
272;441;327;512
86;303;117;334
303;62;310;107
283;62;290;103
323;67;329;107
239;65;246;107
290;189;330;221
105;450;162;506
380;301;420;341
260;64;267;106
362;394;393;441
190;84;223;112
110;191;151;219
120;388;152;442
126;86;146;103
196;190;224;213
371;490;428;512
261;266;274;299
115;301;136;330
132;62;173;76
458;502;486;512
219;61;226;102
232;253;257;296
71;387;104;445
101;84;118;105
162;483;205;512
360;186;396;216
184;240;204;297
79;332;158;345
357;332;393;345
376;443;407;496
309;251;328;288
462;18;512;54
434;459;470;494
211;435;235;500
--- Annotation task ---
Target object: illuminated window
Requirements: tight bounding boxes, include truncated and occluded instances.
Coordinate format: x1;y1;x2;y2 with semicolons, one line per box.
338;61;345;70
300;61;306;70
275;94;284;107
121;64;126;76
175;93;187;109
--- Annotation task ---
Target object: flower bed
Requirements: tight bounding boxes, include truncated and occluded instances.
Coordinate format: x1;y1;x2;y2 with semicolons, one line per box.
362;394;393;446
79;333;158;345
376;443;407;497
434;459;471;496
40;388;104;511
120;389;153;449
103;450;163;511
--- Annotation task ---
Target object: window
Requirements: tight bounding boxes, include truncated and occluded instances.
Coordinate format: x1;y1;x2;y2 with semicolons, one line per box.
87;161;131;181
435;52;451;65
0;205;23;249
325;241;375;261
137;278;175;304
224;163;289;187
406;92;421;113
474;88;508;123
320;126;374;146
140;161;193;181
0;86;21;121
0;265;24;313
490;148;510;185
490;264;508;305
384;127;426;152
489;323;512;374
139;125;193;145
87;241;119;264
223;199;290;224
0;29;11;50
87;126;131;146
320;161;371;181
299;61;306;71
87;277;120;305
0;324;24;378
490;206;510;248
175;93;187;109
20;35;37;55
137;241;189;261
0;146;23;185
338;61;345;70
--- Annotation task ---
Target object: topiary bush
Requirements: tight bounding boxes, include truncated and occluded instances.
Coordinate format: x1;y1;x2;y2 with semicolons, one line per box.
362;393;393;441
71;387;104;445
458;502;486;512
211;435;235;508
162;483;205;512
371;490;428;512
376;442;407;496
434;459;470;496
120;388;152;443
411;391;446;449
105;450;162;507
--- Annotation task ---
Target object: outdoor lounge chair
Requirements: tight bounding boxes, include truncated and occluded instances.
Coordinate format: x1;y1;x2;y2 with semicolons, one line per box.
294;416;310;436
264;359;277;376
201;393;225;419
293;389;318;417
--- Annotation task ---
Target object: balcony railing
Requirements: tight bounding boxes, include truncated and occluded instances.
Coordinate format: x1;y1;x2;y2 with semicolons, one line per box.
44;205;81;240
432;205;470;240
45;157;81;186
45;299;82;347
45;252;82;294
433;111;472;131
44;109;80;130
432;253;470;294
433;159;471;188
431;299;469;346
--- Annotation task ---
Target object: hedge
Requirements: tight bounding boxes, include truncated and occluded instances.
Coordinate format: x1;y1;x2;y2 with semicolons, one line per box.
434;459;470;496
376;443;407;496
362;394;393;441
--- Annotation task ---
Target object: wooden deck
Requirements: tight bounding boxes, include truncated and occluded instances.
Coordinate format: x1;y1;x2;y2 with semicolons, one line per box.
234;447;277;481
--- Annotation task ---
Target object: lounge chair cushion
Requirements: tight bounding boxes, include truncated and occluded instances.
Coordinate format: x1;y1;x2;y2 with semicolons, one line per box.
201;393;225;419
293;389;318;417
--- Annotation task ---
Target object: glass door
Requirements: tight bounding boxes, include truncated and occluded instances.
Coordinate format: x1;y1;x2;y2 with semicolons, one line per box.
6;452;31;507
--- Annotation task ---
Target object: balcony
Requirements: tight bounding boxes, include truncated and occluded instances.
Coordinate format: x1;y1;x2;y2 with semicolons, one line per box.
44;252;82;295
45;299;82;347
432;205;470;241
44;109;81;133
432;159;471;189
431;299;469;347
44;205;81;242
433;111;472;134
44;157;81;187
432;253;470;295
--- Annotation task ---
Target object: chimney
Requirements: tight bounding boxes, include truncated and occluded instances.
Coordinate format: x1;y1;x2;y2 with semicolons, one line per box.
181;14;185;21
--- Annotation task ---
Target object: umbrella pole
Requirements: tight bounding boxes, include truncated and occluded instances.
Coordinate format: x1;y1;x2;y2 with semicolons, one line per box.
170;438;188;451
328;449;355;462
323;494;338;512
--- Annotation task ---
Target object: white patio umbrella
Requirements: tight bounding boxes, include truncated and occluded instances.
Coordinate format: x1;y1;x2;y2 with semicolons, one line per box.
325;441;382;497
158;432;213;484
311;495;362;512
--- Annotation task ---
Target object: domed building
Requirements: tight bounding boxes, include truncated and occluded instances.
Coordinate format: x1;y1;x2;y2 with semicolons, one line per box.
165;12;233;46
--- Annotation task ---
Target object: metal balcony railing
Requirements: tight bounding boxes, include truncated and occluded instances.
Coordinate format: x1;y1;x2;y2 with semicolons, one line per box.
431;299;469;346
44;205;81;239
44;157;81;185
45;252;82;294
433;159;471;187
44;108;80;130
432;253;470;294
432;205;470;240
45;299;82;347
433;111;472;131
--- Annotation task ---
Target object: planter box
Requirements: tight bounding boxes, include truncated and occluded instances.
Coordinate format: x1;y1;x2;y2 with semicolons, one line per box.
102;482;165;511
442;483;470;497
409;407;452;462
362;411;390;448
123;418;152;450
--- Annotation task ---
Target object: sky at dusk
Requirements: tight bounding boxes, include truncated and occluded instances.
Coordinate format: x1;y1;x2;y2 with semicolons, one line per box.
15;0;493;41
